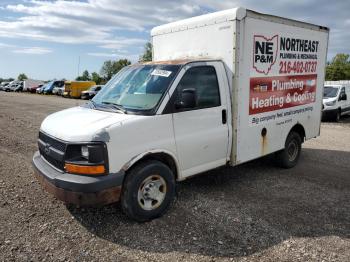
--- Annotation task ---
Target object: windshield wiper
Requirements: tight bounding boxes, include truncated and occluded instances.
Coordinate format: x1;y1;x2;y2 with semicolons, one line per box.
101;101;127;114
81;100;96;109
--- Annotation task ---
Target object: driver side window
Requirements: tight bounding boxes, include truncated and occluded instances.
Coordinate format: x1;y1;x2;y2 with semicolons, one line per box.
173;66;221;112
340;87;345;95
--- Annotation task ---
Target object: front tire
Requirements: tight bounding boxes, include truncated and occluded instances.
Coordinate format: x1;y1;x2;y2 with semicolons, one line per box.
121;160;176;222
335;109;341;122
275;131;302;169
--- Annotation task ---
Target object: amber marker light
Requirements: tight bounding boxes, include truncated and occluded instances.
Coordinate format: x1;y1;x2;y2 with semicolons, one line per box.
64;163;105;175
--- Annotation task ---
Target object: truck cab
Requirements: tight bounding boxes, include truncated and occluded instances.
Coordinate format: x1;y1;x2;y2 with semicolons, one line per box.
33;60;231;219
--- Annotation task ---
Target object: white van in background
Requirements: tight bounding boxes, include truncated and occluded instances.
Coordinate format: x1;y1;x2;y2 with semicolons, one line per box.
323;81;350;121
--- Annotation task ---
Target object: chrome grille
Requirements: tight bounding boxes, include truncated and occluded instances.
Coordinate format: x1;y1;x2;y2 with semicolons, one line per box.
39;131;66;152
38;132;66;170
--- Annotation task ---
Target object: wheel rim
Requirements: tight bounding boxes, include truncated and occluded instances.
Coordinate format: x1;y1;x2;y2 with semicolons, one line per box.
137;174;167;211
287;140;298;162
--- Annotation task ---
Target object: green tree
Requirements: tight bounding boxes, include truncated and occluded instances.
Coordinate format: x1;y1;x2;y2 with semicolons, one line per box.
76;70;91;81
91;72;103;84
17;73;28;81
113;59;131;74
100;59;131;81
325;53;350;80
100;60;114;80
139;42;152;62
82;70;90;80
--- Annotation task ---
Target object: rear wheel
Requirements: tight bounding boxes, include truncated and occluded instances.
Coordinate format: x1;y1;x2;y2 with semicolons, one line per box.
121;160;175;222
275;131;302;168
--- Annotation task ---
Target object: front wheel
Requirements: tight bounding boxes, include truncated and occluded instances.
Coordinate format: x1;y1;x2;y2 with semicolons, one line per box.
275;131;302;169
121;160;176;222
335;109;341;122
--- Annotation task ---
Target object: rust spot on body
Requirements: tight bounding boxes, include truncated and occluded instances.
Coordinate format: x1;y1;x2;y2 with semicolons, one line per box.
261;127;268;155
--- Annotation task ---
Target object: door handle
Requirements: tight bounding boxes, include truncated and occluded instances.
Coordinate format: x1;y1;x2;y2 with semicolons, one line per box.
222;109;227;124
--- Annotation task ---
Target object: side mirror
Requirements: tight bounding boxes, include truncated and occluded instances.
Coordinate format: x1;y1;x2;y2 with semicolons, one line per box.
175;88;196;109
339;93;347;101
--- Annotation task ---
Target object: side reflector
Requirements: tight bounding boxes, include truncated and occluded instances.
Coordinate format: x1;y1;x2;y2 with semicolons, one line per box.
65;163;105;175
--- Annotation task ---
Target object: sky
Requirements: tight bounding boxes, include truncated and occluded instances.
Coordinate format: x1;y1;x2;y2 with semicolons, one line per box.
0;0;349;80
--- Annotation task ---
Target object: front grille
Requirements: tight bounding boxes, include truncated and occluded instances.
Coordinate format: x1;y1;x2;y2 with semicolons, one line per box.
38;131;66;170
39;147;64;170
39;132;66;152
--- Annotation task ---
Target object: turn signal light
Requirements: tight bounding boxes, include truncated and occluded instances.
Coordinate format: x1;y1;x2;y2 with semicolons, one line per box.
64;163;105;175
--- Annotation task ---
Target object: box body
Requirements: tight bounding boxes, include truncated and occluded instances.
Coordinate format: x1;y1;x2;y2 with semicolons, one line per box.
151;8;329;165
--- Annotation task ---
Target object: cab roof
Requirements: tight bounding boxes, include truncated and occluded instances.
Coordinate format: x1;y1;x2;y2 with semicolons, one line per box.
140;58;219;66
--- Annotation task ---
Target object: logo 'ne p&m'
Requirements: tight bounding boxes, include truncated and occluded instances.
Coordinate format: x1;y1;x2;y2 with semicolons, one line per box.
253;35;278;75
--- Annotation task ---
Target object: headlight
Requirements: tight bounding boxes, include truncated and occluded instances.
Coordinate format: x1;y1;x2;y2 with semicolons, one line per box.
325;100;336;106
64;143;108;175
81;145;89;159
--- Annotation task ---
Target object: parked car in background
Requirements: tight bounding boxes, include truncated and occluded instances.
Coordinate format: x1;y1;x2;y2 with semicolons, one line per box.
52;86;65;96
3;83;14;92
52;86;60;95
13;82;24;92
0;82;10;91
5;81;21;92
322;82;350;121
36;83;47;94
57;87;65;96
28;84;43;93
43;80;65;95
80;85;103;99
63;81;96;98
23;79;44;92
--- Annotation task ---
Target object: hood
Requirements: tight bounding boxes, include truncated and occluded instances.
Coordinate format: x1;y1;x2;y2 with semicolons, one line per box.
322;97;337;103
40;106;135;142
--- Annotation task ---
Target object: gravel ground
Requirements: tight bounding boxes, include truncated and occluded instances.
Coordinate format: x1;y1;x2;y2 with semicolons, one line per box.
0;92;349;262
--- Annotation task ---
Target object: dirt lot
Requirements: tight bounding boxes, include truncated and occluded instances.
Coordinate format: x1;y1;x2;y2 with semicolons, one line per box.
0;92;349;261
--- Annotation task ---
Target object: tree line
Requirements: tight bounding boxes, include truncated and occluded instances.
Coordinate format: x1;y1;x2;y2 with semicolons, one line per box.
75;42;152;84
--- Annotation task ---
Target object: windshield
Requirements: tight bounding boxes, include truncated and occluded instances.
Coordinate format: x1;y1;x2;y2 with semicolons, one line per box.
92;64;181;113
323;86;339;98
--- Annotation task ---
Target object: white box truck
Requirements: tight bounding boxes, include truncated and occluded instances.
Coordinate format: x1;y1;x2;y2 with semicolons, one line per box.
23;79;44;92
32;8;329;221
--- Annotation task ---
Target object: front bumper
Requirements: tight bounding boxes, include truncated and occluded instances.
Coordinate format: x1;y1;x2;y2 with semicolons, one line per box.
32;151;124;206
81;93;90;99
322;108;338;119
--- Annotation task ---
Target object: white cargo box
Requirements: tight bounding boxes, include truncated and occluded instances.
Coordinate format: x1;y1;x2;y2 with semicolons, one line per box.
151;7;329;166
23;79;44;91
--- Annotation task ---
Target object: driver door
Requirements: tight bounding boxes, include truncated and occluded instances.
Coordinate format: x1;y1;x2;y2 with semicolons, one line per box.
166;62;229;178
